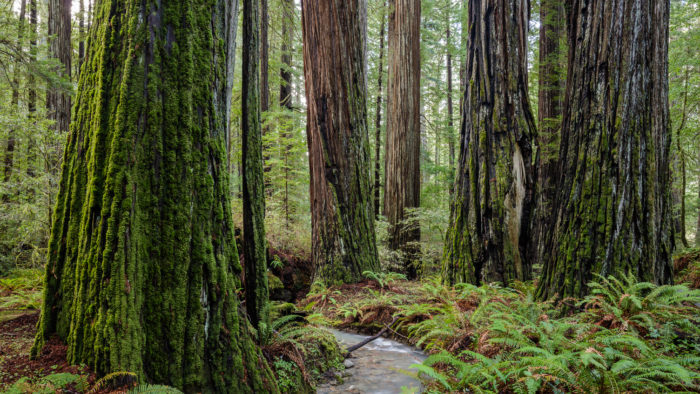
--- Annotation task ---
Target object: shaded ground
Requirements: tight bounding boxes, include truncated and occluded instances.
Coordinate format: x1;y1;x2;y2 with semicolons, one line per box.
0;311;96;392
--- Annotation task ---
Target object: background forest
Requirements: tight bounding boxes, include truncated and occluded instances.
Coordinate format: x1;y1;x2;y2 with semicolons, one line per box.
0;0;699;393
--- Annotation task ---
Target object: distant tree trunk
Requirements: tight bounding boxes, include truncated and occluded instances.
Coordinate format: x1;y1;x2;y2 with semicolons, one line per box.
301;0;380;284
537;0;674;300
260;0;271;193
384;0;421;279
242;0;270;338
3;0;26;188
374;0;387;219
446;17;455;174
78;0;84;77
279;0;294;227
47;0;71;134
674;69;690;248
443;0;536;286
32;0;277;390
531;0;565;265
26;0;37;177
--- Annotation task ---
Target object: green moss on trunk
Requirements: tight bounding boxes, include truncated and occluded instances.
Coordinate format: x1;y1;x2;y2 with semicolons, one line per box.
32;0;277;391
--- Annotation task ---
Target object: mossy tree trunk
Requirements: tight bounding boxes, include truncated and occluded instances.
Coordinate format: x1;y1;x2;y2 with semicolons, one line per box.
373;0;387;220
279;0;294;227
301;0;380;284
242;0;270;338
384;0;422;279
47;0;72;134
443;0;536;286
446;12;455;185
531;0;565;265
32;0;277;391
536;0;674;300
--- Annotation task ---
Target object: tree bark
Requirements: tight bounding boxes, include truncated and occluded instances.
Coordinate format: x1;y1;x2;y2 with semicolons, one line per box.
3;0;26;188
531;0;565;265
446;16;455;175
537;0;674;300
279;0;294;226
374;0;387;220
78;0;84;77
674;68;690;248
26;0;37;177
260;0;271;193
32;0;277;391
384;0;422;279
301;0;380;284
242;0;270;339
47;0;71;134
443;0;536;286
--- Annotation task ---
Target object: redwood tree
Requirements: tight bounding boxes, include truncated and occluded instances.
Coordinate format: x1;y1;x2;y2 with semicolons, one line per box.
47;0;71;134
301;0;380;283
537;0;674;300
384;0;422;279
32;0;276;391
242;0;270;338
443;0;536;286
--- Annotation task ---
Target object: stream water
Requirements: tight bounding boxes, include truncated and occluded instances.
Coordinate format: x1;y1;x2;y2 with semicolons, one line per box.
317;328;427;394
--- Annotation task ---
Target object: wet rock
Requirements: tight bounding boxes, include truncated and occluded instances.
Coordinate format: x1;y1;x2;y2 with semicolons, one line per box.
343;359;354;369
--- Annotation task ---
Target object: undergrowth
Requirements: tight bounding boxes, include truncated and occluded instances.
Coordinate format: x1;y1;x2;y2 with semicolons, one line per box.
303;274;700;393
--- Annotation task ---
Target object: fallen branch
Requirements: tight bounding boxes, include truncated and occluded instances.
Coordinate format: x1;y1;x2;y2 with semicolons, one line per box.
345;316;399;355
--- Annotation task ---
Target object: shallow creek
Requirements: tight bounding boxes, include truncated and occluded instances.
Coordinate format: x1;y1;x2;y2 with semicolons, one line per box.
317;328;427;394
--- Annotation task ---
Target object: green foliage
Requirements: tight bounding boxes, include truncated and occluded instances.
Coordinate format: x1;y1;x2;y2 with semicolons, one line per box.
2;372;86;394
363;270;407;289
0;268;42;309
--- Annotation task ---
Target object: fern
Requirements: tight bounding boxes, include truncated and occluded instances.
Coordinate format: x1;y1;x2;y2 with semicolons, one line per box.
128;384;183;393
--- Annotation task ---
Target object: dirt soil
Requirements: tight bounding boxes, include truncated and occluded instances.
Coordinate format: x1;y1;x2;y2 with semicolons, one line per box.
0;310;96;392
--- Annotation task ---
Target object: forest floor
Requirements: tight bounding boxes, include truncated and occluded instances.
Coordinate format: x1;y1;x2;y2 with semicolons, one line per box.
1;249;699;393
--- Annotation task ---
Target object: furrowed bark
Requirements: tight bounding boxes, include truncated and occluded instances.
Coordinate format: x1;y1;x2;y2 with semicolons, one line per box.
47;0;72;134
537;0;674;300
384;0;422;279
242;0;270;339
301;0;380;284
32;0;277;391
443;0;536;286
374;0;387;220
279;0;294;227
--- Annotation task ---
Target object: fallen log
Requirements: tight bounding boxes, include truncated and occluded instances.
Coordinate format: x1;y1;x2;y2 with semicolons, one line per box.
345;316;399;355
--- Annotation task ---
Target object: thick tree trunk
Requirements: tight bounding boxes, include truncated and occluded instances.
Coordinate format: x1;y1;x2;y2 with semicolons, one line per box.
32;0;277;391
374;1;387;220
47;0;71;134
537;0;674;300
443;0;536;286
279;0;294;226
446;18;455;177
3;0;26;188
242;0;270;338
531;0;565;264
301;0;380;284
384;0;422;279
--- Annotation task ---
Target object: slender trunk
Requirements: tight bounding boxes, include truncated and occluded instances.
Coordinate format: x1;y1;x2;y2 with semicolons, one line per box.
3;0;26;189
374;1;387;219
697;169;700;247
78;0;84;77
301;0;380;284
537;0;674;300
446;16;455;177
242;0;270;338
260;0;271;194
279;0;294;227
443;0;536;286
384;0;422;279
675;68;690;248
26;0;37;178
531;0;565;265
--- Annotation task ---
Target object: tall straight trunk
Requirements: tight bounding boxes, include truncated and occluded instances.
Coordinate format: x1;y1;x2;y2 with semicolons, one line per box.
531;0;565;264
697;169;700;247
78;0;84;76
260;0;271;192
279;0;294;226
4;0;26;187
32;0;277;391
26;0;37;177
47;0;71;134
374;0;387;219
537;0;674;300
384;0;421;279
443;0;536;286
301;0;380;284
446;16;455;175
674;68;690;248
242;0;269;337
